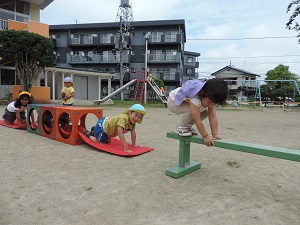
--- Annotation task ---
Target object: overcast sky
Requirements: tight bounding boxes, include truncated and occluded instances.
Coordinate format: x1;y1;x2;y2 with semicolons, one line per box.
40;0;300;79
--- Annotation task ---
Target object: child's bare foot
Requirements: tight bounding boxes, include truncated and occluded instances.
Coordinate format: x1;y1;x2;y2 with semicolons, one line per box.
124;149;132;153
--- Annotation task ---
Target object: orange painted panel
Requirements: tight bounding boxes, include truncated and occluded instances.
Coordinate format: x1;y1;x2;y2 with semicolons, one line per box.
27;20;49;37
8;20;27;31
12;85;50;103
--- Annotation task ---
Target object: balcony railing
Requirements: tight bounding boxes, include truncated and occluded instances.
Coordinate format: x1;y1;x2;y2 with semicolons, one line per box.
68;36;117;46
148;53;181;63
67;53;129;64
149;33;182;44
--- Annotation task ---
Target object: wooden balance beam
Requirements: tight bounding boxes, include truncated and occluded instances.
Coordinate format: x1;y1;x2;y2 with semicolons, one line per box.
166;132;300;179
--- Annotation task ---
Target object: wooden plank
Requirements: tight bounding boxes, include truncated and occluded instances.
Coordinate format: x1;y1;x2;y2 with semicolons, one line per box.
166;132;300;162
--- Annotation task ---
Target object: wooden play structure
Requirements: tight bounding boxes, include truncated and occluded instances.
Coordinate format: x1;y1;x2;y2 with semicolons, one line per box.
3;104;153;156
166;132;300;179
26;104;103;145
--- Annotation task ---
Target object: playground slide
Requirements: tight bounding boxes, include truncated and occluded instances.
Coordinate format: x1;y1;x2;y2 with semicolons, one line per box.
93;79;137;104
147;80;168;105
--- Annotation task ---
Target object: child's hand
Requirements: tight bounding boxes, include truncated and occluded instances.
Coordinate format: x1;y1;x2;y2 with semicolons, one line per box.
204;135;214;147
213;134;222;140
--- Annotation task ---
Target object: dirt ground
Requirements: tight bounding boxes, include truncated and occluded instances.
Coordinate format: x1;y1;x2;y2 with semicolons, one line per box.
0;104;299;225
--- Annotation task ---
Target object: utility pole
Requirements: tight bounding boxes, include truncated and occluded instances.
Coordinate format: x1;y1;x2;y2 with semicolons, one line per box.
119;17;124;99
144;32;150;104
115;0;133;100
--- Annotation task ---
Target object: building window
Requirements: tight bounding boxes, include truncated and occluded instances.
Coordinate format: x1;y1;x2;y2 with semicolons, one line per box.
1;69;16;85
16;1;29;15
187;57;193;63
165;31;177;42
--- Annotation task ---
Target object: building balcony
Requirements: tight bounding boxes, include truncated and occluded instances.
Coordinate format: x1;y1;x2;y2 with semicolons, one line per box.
147;53;181;64
184;60;199;68
68;36;117;47
148;33;182;45
67;53;129;64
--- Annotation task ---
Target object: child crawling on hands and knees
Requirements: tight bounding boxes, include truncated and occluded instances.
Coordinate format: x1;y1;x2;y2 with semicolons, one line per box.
84;104;146;153
167;78;228;147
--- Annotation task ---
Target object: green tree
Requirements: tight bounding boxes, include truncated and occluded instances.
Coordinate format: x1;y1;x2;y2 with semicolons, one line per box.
286;0;300;43
0;30;55;91
264;64;299;99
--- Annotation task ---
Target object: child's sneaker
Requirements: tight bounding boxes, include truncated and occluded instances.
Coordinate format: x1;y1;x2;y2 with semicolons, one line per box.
83;129;91;138
187;125;198;135
175;126;192;137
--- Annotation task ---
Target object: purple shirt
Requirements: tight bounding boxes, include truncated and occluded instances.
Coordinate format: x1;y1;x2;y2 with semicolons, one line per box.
174;79;206;106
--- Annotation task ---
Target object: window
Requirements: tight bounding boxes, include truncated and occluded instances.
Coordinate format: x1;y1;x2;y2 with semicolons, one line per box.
150;32;163;42
165;31;177;42
16;1;29;15
1;69;15;85
187;57;193;63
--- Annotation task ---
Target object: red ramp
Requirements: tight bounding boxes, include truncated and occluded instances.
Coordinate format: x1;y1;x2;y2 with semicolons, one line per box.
78;126;154;156
0;120;27;129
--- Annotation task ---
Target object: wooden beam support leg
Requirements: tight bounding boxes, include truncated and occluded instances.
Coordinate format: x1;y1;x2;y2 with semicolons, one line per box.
165;140;201;179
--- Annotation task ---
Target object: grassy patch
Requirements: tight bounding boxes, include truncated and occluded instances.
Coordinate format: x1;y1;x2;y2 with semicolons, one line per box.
227;161;241;168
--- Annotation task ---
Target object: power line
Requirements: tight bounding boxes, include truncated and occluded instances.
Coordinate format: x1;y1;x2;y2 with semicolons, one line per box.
187;36;297;41
200;55;300;59
186;13;287;23
200;61;300;65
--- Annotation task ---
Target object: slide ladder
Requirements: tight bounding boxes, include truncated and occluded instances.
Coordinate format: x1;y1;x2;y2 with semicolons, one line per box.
93;79;137;104
133;80;145;104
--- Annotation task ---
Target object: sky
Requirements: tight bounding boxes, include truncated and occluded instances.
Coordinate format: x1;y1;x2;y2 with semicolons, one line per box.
40;0;300;80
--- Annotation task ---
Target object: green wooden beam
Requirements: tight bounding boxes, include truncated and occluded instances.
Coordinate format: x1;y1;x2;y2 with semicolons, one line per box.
166;132;300;162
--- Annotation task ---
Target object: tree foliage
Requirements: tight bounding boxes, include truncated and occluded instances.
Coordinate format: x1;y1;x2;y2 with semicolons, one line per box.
0;30;55;91
286;0;300;43
261;64;299;99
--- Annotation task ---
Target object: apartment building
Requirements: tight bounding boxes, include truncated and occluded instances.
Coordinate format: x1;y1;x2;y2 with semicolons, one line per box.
0;0;53;98
49;19;200;100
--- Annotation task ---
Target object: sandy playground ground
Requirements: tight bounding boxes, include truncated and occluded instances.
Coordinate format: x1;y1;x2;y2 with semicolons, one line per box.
0;104;299;225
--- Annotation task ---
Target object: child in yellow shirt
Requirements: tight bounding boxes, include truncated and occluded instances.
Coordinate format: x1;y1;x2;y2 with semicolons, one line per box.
83;104;146;153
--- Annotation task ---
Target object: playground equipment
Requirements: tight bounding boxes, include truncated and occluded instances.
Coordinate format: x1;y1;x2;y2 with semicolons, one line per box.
93;79;137;104
27;104;103;145
146;79;167;106
255;79;300;107
0;104;154;156
92;70;167;106
165;132;300;179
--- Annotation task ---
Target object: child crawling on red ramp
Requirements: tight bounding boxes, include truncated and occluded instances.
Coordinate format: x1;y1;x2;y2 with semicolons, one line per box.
83;104;146;153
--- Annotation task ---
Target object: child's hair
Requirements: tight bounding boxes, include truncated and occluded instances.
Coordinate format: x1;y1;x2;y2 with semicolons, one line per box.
14;91;32;108
200;78;228;105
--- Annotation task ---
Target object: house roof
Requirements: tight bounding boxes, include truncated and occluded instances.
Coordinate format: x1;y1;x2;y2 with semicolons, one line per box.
49;19;187;42
211;65;260;77
184;51;201;57
45;66;115;78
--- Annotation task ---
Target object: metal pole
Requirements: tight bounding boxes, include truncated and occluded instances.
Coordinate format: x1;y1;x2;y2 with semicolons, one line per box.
119;17;124;101
144;36;148;104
